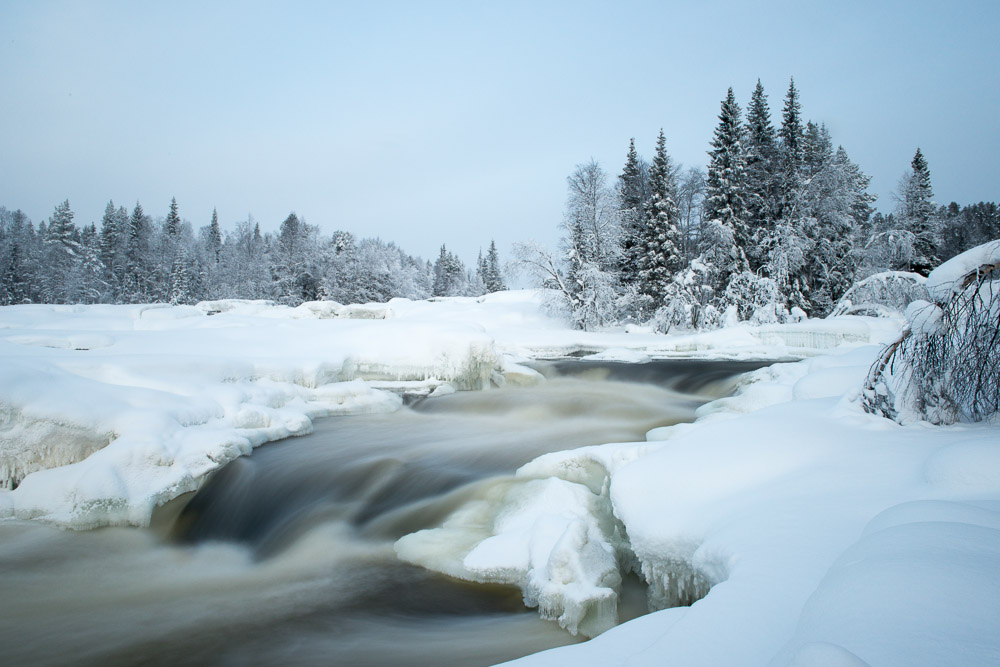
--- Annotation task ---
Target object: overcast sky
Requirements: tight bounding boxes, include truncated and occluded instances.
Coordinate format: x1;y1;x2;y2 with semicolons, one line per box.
2;0;998;263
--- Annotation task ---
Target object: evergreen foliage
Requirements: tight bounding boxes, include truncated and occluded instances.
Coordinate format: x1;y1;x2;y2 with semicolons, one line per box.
704;88;750;289
744;80;778;271
635;130;683;309
901;148;939;275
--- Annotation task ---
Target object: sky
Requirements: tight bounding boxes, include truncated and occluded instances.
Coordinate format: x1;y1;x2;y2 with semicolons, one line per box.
2;0;999;264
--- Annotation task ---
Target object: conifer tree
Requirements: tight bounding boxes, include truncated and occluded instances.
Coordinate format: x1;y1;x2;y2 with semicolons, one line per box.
206;208;222;266
42;200;82;303
484;239;506;293
704;89;750;287
0;238;28;305
123;201;149;302
165;197;180;239
636;129;683;307
777;78;804;221
99;200;123;297
744;80;778;271
618;138;645;285
902;148;939;275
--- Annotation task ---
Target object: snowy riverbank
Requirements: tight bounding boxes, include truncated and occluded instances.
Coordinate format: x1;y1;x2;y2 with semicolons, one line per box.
2;290;997;665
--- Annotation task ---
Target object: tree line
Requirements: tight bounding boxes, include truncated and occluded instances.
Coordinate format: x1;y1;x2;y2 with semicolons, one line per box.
0;199;505;307
517;78;999;330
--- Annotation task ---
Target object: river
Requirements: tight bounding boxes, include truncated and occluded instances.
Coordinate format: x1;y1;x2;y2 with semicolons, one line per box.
0;359;771;666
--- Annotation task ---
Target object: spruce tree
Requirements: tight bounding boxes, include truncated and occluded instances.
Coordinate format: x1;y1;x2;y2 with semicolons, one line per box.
484;239;505;292
902;148;939;275
618;138;644;285
744;80;778;271
123;201;149;302
704;89;750;287
777;77;804;221
98;200;125;299
42;200;82;303
0;239;28;305
636;129;683;307
207;208;222;265
165;197;180;239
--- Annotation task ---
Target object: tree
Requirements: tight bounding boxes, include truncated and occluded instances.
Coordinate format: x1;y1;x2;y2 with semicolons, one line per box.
565;159;619;276
123;201;151;302
899;148;939;275
483;240;506;293
432;244;469;297
778;77;804;213
0;208;31;305
164;197;181;239
703;88;750;289
635;129;683;308
618;138;645;284
206;208;222;265
41;200;82;303
744;79;778;271
677;167;706;261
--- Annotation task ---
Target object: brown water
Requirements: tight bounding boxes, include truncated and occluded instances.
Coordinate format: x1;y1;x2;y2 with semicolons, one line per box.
0;360;771;667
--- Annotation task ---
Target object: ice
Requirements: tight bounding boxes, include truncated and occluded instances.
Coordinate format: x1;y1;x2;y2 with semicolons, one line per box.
396;472;627;638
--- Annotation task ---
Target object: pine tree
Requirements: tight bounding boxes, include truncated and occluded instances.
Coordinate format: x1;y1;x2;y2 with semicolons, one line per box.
704;89;750;288
636;129;683;307
744;80;778;271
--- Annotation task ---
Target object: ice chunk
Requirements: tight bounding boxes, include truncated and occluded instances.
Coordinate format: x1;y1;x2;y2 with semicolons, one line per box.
396;475;626;637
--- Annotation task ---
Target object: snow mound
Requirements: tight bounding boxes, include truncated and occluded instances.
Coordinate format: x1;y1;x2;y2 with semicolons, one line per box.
0;301;502;526
396;446;645;638
925;239;1000;303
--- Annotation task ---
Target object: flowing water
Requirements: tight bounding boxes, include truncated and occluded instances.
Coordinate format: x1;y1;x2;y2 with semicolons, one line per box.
0;360;771;667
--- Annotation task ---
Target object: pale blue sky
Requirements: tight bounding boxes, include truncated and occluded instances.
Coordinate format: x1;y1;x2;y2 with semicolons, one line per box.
2;0;998;263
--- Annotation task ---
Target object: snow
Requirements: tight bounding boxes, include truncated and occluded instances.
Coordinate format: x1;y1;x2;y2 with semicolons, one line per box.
503;344;1000;666
3;290;998;665
903;299;944;335
925;239;1000;302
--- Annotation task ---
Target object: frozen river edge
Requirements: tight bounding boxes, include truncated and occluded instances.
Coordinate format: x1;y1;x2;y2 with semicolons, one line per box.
2;291;998;666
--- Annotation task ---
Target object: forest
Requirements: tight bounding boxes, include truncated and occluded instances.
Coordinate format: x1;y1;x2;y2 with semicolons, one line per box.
1;79;997;331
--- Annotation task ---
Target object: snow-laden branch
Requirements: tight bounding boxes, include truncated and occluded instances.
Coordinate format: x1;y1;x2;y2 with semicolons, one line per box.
862;240;1000;423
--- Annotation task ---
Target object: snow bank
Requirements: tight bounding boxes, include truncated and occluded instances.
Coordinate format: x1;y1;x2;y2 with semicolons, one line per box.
925;239;1000;302
0;300;499;526
506;344;1000;666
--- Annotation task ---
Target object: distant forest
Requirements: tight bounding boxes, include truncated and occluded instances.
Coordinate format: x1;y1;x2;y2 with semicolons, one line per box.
2;79;997;330
0;200;505;307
